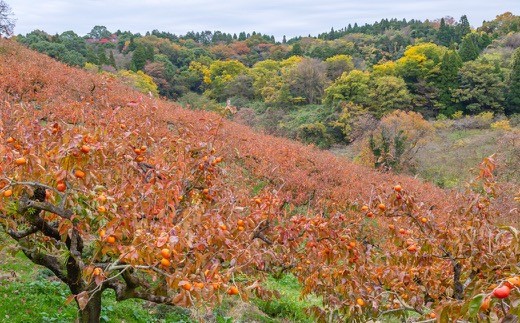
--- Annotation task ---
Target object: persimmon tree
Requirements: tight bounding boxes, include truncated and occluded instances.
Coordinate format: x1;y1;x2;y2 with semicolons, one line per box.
265;156;520;322
0;105;279;322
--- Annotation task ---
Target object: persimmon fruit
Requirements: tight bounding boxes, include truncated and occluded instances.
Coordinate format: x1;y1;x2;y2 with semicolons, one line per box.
15;157;27;166
160;258;171;267
227;286;239;295
493;285;511;299
161;248;171;259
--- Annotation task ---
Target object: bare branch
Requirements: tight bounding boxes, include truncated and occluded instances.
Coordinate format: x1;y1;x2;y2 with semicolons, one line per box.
252;220;273;245
7;225;39;239
105;279;176;304
23;200;73;219
20;247;68;284
0;0;16;37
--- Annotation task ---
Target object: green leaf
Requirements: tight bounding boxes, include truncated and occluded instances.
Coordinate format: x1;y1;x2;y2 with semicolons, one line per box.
468;294;485;318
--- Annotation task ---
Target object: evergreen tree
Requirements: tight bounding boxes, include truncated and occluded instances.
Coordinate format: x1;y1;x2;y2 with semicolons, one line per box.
85;47;98;65
329;27;335;40
146;45;154;62
437;50;463;114
437;18;452;46
282;35;287;44
455;15;471;43
97;46;107;65
238;32;246;41
507;47;520;114
288;43;303;56
128;37;137;51
131;44;148;71
459;33;479;62
109;50;117;69
452;59;506;114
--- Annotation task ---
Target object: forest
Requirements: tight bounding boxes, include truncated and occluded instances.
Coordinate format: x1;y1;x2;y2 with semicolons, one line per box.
15;14;520;148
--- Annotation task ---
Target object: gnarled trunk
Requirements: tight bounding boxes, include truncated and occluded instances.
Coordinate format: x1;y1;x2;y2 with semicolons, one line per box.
77;290;102;323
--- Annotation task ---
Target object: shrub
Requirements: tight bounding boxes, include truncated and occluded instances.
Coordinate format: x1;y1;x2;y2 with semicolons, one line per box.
360;110;434;173
491;119;512;131
297;122;332;148
452;110;464;119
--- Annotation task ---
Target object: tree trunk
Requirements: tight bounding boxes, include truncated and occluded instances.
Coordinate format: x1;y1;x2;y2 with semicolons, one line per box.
77;291;102;323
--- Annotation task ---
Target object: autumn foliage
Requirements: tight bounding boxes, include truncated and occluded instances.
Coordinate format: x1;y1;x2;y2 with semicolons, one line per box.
0;39;519;321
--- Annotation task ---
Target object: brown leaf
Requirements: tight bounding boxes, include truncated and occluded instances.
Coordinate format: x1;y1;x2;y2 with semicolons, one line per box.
76;291;89;310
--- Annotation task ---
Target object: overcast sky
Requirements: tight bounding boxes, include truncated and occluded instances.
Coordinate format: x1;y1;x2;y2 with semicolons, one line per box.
8;0;520;41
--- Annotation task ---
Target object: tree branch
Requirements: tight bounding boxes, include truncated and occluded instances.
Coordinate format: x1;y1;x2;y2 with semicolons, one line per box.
252;220;273;245
105;279;176;304
20;247;68;284
7;225;39;239
17;196;62;241
23;199;73;219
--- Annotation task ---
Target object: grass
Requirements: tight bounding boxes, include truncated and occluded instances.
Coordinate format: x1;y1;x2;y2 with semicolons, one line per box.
253;274;321;323
0;233;319;322
0;233;193;323
335;127;518;190
415;128;507;188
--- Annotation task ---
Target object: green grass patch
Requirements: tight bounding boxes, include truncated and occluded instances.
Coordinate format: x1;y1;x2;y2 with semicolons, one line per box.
253;274;321;323
0;232;193;323
0;233;316;322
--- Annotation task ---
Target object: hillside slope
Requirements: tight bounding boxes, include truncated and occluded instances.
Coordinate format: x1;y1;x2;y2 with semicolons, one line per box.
1;39;519;322
0;39;453;212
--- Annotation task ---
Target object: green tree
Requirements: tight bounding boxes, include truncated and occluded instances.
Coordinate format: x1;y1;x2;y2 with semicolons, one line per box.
455;15;471;43
323;70;371;109
108;50;116;69
97;46;107;65
507;47;520;114
205;59;247;101
85;47;98;65
18;29;49;45
131;44;149;71
459;33;480;62
324;54;354;80
87;25;111;40
452;59;506;113
437;18;452;47
58;31;86;55
395;43;446;112
437;50;463;114
60;50;86;67
288;43;303;56
368;76;412;116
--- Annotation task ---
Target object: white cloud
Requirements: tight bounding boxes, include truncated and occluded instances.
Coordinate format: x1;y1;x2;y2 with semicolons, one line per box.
9;0;520;40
